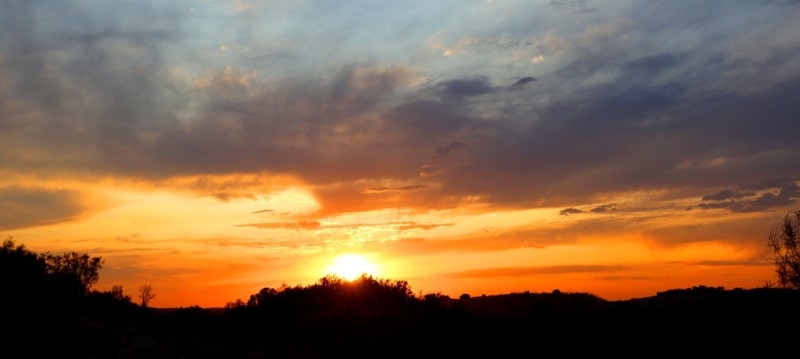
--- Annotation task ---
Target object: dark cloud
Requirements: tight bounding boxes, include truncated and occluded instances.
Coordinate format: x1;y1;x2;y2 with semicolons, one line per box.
697;179;800;213
511;76;537;87
213;192;257;202
559;208;583;216
380;100;471;144
701;190;737;201
437;76;495;99
742;177;797;191
696;202;735;211
0;187;87;230
591;204;617;213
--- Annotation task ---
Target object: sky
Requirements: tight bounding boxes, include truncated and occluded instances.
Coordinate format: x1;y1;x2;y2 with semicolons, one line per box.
2;0;800;308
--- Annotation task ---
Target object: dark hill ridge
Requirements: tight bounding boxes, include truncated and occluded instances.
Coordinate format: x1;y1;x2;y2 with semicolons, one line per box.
447;285;800;318
45;285;798;358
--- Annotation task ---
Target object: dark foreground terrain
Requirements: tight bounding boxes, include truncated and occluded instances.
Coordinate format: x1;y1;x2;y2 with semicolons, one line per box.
6;280;800;358
4;239;798;358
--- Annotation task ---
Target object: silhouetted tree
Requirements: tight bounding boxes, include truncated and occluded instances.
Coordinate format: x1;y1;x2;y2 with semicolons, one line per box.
768;210;800;289
1;238;48;307
44;250;104;294
139;284;156;307
1;239;108;356
1;238;102;305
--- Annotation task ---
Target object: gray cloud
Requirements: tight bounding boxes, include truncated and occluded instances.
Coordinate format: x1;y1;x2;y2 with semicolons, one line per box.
2;0;800;217
549;0;597;13
697;179;800;213
559;208;583;216
511;76;537;87
558;204;617;216
702;190;738;201
437;76;495;99
760;0;800;7
742;177;798;191
0;187;87;230
591;204;617;213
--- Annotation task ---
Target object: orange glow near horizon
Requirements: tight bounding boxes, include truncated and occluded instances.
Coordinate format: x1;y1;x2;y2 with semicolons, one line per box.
3;176;785;308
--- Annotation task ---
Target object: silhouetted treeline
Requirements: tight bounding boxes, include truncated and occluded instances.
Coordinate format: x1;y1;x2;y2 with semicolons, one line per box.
3;240;800;358
1;239;140;357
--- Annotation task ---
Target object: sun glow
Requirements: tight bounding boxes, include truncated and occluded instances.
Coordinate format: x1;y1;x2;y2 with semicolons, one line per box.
326;254;377;281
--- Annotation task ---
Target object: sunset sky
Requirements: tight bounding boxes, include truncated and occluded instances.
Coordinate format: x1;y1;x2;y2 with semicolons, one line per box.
3;0;800;308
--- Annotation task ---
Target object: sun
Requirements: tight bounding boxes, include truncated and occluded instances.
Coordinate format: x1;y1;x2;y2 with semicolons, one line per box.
326;254;377;281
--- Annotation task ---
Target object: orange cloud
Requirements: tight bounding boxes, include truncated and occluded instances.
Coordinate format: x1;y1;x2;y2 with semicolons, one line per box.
237;220;322;230
442;264;629;278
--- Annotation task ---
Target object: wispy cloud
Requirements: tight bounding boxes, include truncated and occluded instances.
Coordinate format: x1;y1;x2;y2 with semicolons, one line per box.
443;265;628;278
237;221;322;230
696;179;800;213
559;208;583;216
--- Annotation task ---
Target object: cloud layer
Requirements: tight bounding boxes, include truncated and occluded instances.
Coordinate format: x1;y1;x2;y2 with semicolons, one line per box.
3;1;800;220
